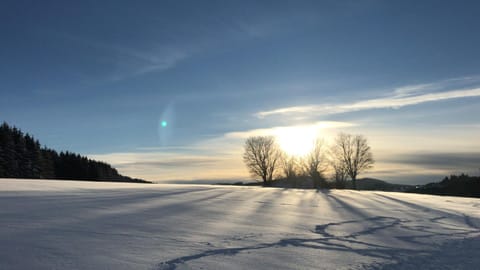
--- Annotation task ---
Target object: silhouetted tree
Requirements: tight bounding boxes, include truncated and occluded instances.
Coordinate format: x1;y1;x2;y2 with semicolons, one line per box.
331;160;348;189
280;153;302;187
302;138;327;189
243;136;281;186
280;153;298;179
332;133;374;190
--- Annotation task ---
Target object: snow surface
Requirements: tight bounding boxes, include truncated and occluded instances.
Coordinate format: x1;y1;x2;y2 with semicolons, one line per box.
0;179;479;270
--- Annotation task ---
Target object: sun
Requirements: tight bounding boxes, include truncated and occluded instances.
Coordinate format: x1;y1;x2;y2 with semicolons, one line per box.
275;126;318;157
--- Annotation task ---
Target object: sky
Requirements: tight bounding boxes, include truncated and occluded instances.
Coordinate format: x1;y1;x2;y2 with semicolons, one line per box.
1;0;480;184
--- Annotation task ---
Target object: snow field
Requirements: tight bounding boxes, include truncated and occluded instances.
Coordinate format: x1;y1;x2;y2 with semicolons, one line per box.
0;179;479;270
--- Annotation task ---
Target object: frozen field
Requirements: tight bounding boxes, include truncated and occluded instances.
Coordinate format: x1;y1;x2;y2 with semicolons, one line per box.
0;179;479;270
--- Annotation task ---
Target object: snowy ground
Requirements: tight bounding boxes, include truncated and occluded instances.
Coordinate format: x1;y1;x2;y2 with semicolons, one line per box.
1;179;479;270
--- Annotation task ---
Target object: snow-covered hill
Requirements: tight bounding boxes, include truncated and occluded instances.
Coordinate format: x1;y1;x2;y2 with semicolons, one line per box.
0;179;479;269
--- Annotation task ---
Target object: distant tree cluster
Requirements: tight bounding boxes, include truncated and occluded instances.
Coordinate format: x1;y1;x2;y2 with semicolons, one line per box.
243;133;374;189
0;122;148;183
407;174;480;198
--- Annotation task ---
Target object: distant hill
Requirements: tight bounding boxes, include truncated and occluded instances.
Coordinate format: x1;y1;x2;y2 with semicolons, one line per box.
246;177;413;191
347;178;414;191
0;122;149;183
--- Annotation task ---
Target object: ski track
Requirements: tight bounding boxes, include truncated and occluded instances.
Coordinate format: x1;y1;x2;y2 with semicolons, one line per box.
0;179;479;270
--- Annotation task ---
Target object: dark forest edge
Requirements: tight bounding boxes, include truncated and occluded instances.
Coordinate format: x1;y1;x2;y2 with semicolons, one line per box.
0;122;150;183
406;174;480;198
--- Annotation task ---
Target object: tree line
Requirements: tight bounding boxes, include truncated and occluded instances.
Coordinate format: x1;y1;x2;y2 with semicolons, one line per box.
407;173;480;198
0;122;148;183
243;133;374;189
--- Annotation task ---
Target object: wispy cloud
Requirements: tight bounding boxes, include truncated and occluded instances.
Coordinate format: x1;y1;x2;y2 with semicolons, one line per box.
225;121;355;139
392;83;435;97
115;157;222;169
57;32;191;81
101;45;189;82
385;152;480;170
365;151;480;184
90;150;246;182
393;76;480;97
256;77;480;118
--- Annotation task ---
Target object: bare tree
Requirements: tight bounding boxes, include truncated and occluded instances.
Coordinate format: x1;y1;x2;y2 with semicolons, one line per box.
280;153;298;180
279;153;301;187
243;136;281;186
331;160;348;189
333;133;374;190
302;138;327;189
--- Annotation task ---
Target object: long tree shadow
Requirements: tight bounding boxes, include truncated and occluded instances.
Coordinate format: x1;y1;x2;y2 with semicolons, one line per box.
374;193;480;230
1;187;231;241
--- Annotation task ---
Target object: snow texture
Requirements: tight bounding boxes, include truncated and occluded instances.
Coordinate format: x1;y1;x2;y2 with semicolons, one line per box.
0;179;479;269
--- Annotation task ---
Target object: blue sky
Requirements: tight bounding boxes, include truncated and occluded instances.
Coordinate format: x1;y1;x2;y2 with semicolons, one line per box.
1;0;480;184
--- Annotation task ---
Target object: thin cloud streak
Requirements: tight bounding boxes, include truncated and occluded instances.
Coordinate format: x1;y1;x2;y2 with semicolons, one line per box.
225;121;355;139
364;151;480;185
383;152;480;170
392;76;480;97
256;87;480;118
57;32;191;81
90;150;246;182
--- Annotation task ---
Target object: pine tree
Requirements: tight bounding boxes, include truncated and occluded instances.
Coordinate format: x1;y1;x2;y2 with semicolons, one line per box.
0;122;147;183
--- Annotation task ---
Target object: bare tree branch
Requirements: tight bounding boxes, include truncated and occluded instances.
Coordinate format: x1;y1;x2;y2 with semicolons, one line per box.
302;138;327;189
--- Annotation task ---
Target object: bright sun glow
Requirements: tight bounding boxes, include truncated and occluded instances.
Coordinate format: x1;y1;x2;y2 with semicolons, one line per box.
275;125;319;157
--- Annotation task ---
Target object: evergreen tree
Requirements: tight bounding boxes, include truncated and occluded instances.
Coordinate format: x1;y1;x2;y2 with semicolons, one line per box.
0;122;148;183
